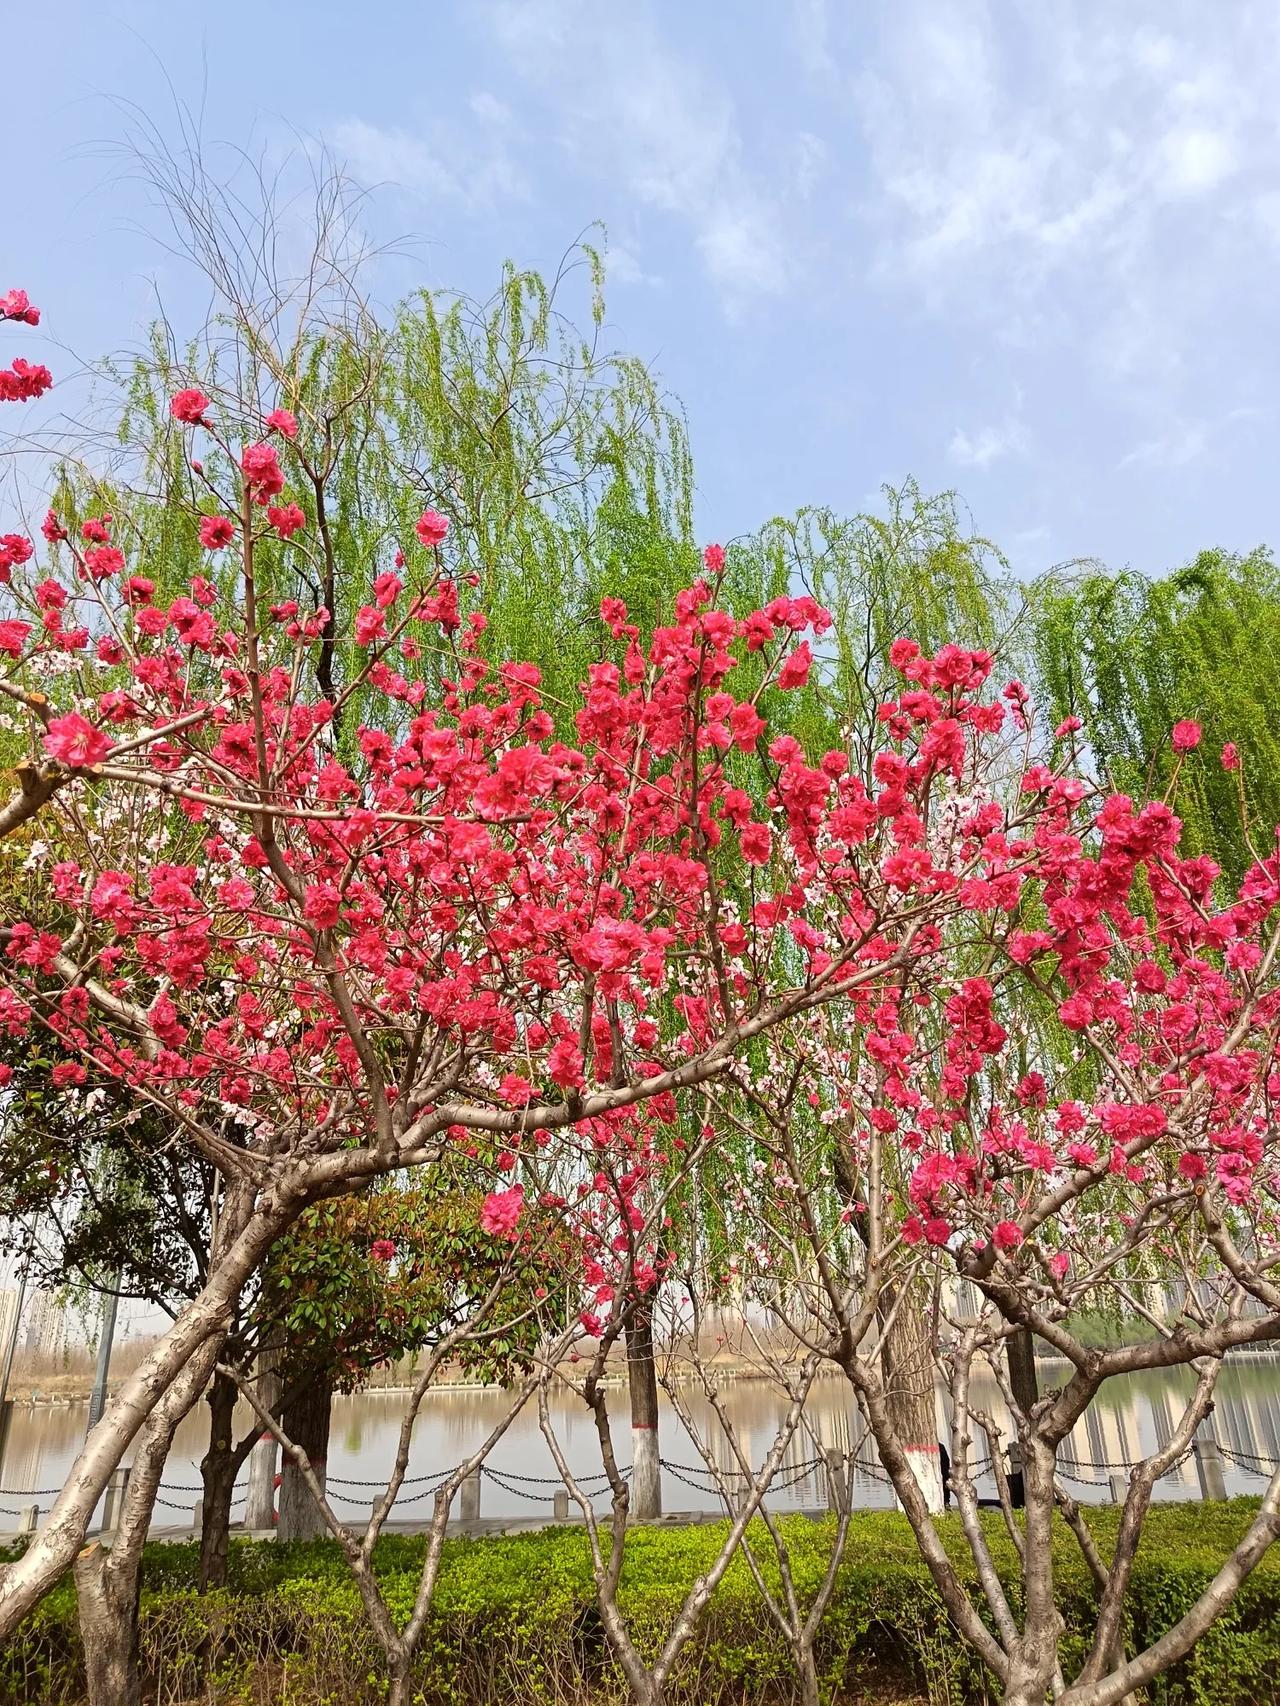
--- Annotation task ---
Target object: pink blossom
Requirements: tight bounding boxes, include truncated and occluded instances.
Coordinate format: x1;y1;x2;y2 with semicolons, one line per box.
170;389;210;425
241;442;285;504
303;882;342;930
0;289;40;326
778;642;812;690
499;1073;534;1105
1171;719;1202;753
992;1220;1023;1252
0;534;33;582
740;822;772;866
266;408;298;439
0;620;30;657
415;509;449;548
370;1239;397;1263
0;359;53;402
198;515;236;550
43;714;112;768
267;503;306;539
480;1185;524;1240
83;546;124;580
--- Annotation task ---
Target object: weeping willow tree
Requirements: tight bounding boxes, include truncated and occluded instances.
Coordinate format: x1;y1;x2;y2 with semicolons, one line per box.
1032;547;1280;885
40;136;696;742
744;481;1019;767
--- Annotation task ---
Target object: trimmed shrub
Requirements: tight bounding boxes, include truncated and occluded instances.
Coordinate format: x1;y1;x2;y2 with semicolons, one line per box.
1;1501;1277;1704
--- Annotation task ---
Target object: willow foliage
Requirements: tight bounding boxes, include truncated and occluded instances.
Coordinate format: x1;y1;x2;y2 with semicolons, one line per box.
50;246;695;744
746;481;1016;770
1032;547;1280;884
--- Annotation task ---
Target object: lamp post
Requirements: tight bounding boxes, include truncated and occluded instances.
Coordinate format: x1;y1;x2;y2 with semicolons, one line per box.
0;1252;29;1482
86;1281;120;1432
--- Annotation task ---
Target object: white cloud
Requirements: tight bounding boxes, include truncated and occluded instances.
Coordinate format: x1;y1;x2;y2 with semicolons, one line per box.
1118;420;1210;471
1118;406;1267;470
792;0;835;78
844;2;1280;463
485;0;794;307
330;91;527;210
605;243;663;289
948;418;1028;470
330;119;460;201
1158;126;1237;195
792;131;827;200
853;6;1280;300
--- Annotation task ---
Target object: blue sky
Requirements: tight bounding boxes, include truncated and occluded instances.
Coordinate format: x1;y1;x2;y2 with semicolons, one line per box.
9;0;1280;581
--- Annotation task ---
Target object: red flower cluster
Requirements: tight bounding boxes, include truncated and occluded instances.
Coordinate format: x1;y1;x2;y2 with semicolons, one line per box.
1;286;51;404
0;289;40;326
1;360;1278;1349
0;359;52;402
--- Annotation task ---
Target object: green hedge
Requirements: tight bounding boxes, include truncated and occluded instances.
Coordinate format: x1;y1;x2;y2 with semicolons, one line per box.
2;1501;1278;1704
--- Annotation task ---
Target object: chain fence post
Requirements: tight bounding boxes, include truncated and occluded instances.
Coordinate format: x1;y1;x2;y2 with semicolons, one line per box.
459;1468;481;1527
824;1447;848;1515
102;1465;130;1534
1193;1423;1227;1502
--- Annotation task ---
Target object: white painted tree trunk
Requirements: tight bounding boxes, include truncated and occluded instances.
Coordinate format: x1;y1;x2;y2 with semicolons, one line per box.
631;1427;662;1520
902;1443;946;1515
244;1428;278;1530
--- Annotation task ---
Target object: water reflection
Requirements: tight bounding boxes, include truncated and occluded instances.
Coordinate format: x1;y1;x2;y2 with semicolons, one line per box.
1;1361;1277;1525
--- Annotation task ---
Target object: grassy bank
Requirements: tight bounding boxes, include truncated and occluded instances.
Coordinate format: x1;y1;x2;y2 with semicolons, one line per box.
2;1501;1277;1704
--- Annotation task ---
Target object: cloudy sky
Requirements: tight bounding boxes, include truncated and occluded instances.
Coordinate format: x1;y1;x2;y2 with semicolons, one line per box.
9;0;1280;580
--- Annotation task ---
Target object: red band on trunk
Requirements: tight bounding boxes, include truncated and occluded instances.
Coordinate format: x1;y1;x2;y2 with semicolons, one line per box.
631;1422;659;1431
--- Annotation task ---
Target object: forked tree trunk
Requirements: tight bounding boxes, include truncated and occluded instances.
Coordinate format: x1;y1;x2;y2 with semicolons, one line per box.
277;1370;332;1541
197;1367;240;1589
74;1541;141;1706
795;1642;821;1706
387;1654;416;1706
627;1305;662;1519
880;1284;944;1513
74;1338;223;1706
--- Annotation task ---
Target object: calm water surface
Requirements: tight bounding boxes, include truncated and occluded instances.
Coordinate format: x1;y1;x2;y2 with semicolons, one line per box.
2;1362;1278;1524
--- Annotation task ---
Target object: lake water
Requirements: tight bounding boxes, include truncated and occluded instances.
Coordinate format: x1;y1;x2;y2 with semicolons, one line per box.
1;1359;1277;1527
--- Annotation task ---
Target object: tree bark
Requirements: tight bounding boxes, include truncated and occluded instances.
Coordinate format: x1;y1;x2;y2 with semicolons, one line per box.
627;1305;662;1519
277;1369;333;1541
197;1367;239;1590
74;1542;141;1706
1003;1327;1038;1511
880;1284;944;1513
0;1183;295;1637
73;1339;221;1706
1007;1325;1039;1417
